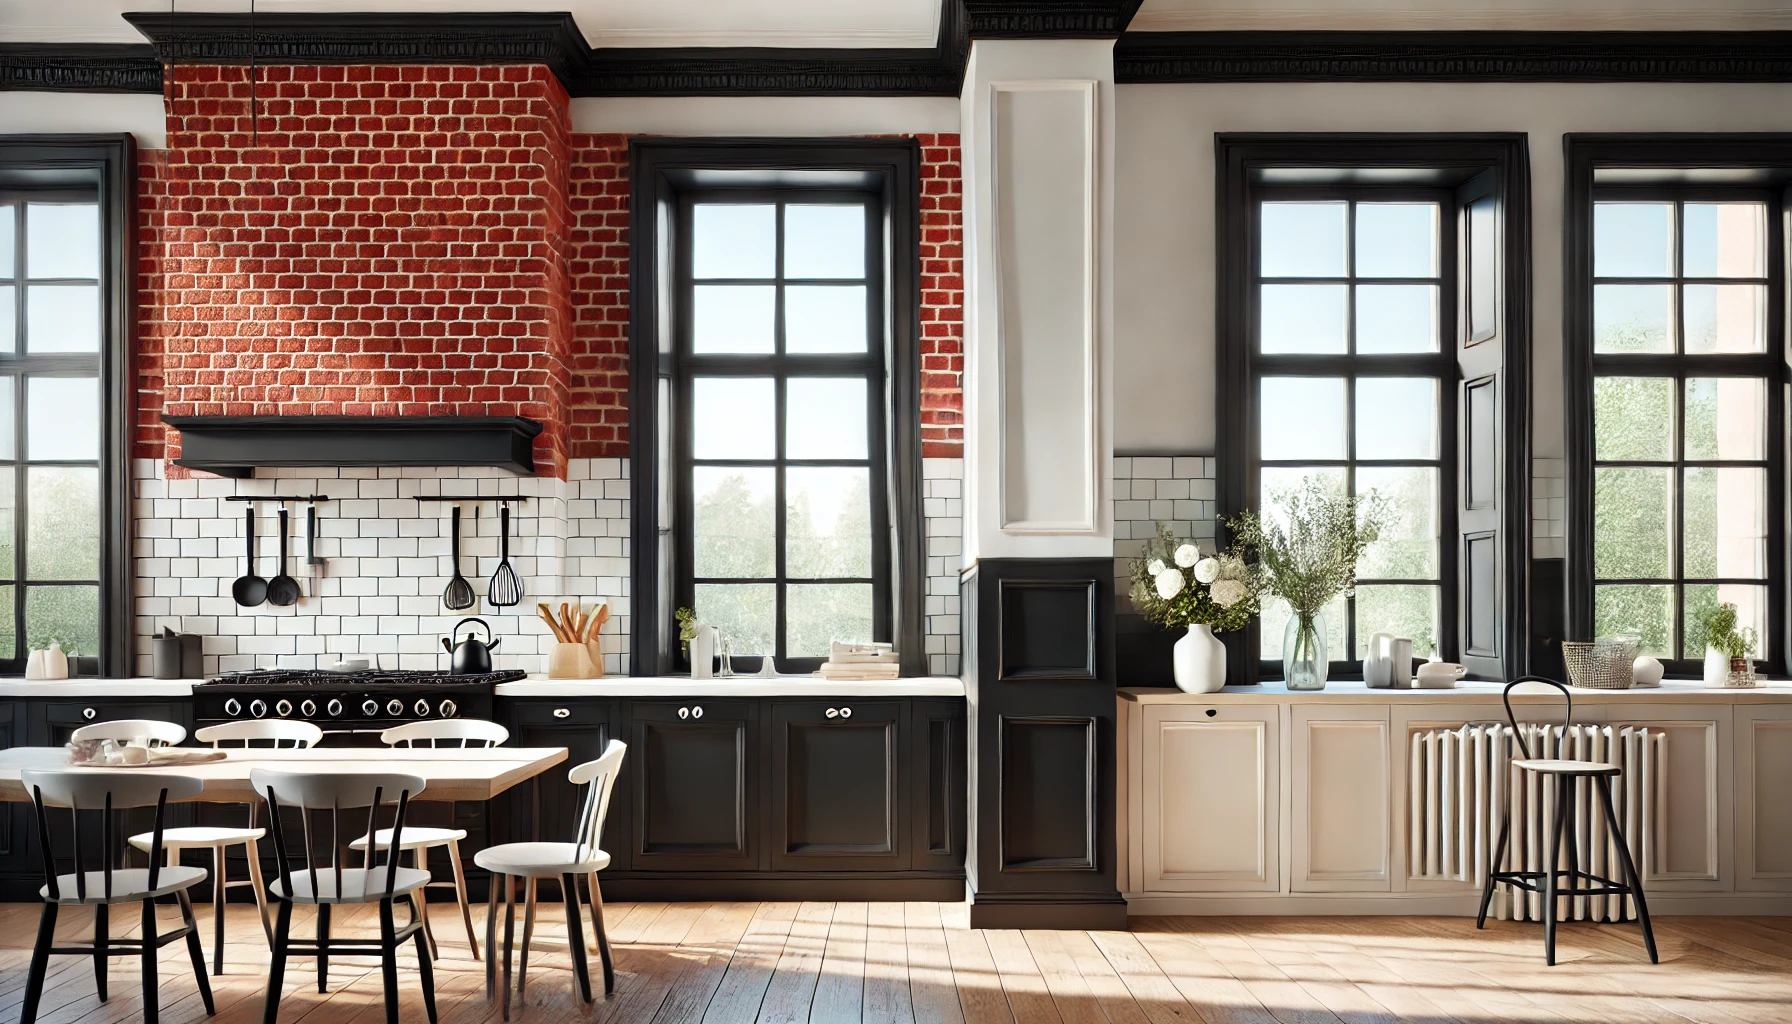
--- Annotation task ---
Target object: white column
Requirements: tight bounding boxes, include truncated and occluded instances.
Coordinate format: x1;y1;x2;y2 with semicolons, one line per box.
960;39;1116;562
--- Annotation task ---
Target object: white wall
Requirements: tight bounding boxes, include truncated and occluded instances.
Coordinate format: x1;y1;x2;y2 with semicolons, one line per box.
0;92;167;147
1113;81;1792;457
570;95;958;136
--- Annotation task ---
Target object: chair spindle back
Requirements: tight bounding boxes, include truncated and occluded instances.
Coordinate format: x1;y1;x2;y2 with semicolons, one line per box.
1501;675;1576;760
21;770;202;902
251;770;425;903
569;740;627;865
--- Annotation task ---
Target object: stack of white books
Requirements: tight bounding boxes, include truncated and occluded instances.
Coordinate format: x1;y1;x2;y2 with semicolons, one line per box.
814;641;901;680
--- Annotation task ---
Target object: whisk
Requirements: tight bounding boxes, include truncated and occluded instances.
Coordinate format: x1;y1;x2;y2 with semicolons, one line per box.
487;501;522;607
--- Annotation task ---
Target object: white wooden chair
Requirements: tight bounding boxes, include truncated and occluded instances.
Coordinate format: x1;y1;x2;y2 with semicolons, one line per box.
474;739;625;1017
348;718;508;961
253;768;437;1024
128;719;323;975
70;718;187;747
19;769;213;1024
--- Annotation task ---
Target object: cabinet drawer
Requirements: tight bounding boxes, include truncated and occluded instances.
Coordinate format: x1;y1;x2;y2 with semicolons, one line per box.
510;701;609;728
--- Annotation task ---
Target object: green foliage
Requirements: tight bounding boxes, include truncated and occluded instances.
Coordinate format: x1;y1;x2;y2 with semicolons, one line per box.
1229;479;1387;619
1126;524;1257;632
675;607;697;654
1695;601;1757;660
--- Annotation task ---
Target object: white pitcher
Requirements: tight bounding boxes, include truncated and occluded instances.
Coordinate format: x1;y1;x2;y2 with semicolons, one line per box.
690;624;717;680
1364;633;1413;688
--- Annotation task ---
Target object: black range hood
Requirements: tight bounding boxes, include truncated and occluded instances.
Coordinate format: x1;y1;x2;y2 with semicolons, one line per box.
161;415;544;478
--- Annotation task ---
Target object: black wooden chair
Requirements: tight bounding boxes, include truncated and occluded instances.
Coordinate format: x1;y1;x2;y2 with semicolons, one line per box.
1475;675;1659;965
251;768;437;1024
20;768;215;1024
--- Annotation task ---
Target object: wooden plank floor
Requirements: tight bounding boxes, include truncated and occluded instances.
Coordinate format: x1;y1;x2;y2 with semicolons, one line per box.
1;900;1789;1024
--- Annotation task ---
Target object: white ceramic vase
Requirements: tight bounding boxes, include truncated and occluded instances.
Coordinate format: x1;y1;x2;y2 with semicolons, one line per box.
43;642;67;680
1173;624;1226;694
1703;646;1729;688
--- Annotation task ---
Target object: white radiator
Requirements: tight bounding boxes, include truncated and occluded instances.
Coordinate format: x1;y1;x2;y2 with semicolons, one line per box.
1408;722;1664;922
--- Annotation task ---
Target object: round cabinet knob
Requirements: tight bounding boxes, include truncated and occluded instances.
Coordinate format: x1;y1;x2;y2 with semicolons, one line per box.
249;699;268;719
552;707;570;719
414;699;431;718
386;698;405;717
275;699;294;718
677;707;689;720
82;707;97;721
692;705;704;719
839;707;852;719
362;699;380;717
299;699;317;719
825;708;839;719
224;698;242;718
439;700;458;718
326;698;344;718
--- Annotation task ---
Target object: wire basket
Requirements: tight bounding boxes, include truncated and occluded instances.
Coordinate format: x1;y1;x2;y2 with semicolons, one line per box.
1561;637;1639;689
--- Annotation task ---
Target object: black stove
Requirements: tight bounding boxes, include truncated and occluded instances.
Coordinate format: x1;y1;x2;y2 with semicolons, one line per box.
194;668;521;732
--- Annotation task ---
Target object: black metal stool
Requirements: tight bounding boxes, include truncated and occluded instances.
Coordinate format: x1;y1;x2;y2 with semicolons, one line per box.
1475;676;1658;966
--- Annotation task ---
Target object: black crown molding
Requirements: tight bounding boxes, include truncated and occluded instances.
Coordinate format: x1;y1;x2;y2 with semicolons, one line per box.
961;1;1142;38
1116;30;1792;82
0;43;162;93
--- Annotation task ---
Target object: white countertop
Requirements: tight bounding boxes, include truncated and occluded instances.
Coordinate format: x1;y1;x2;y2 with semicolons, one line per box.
494;675;966;698
1120;679;1792;704
0;678;201;697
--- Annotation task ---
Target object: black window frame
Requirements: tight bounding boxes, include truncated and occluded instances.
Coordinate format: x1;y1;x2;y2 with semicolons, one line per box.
1565;135;1792;677
629;139;925;678
0;134;136;678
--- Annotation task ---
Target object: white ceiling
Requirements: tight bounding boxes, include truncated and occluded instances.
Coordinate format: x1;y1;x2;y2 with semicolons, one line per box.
1132;0;1792;32
0;0;944;48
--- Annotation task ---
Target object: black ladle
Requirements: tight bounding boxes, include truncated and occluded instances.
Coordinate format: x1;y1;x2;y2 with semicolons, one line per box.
266;507;301;607
231;506;268;607
443;503;476;611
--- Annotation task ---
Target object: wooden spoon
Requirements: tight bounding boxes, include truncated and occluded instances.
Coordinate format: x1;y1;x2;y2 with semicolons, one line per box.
537;603;568;643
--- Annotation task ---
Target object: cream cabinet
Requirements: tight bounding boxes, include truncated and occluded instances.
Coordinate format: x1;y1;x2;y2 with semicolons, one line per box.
1735;704;1792;891
1137;702;1279;892
1592;702;1727;890
1292;705;1391;891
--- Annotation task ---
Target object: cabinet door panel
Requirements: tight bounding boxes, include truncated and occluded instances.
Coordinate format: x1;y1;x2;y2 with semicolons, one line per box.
509;702;622;869
911;700;966;872
629;701;757;871
1736;705;1792;891
1140;704;1278;892
1294;707;1391;892
772;701;905;871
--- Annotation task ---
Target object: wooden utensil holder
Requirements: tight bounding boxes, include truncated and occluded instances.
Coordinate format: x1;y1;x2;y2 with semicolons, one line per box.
548;642;596;679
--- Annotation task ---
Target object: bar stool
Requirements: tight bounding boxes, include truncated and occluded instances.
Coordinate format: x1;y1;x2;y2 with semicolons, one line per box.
128;719;323;974
348;718;508;961
475;739;626;1018
1476;676;1659;966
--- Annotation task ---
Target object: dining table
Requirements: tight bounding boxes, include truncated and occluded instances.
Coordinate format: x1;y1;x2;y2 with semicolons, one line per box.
0;746;571;803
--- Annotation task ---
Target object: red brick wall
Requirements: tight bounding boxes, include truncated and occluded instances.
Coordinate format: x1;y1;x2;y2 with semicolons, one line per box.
918;133;964;458
137;63;577;475
568;134;631;458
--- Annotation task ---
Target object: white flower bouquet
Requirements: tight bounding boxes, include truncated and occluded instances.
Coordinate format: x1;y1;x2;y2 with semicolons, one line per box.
1127;524;1258;632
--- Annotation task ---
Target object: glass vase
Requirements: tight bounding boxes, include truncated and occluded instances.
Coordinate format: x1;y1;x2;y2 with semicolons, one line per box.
1283;608;1330;690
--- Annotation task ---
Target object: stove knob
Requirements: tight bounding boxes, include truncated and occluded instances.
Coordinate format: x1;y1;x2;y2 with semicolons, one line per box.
386;698;405;717
275;699;294;718
438;699;457;719
249;699;268;719
362;698;380;717
326;698;344;718
224;698;242;718
414;698;431;718
299;699;317;719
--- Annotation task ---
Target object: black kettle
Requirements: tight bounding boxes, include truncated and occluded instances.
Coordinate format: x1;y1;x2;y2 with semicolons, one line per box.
444;617;501;675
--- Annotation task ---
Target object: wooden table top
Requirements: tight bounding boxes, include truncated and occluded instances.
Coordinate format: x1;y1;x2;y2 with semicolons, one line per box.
0;746;569;803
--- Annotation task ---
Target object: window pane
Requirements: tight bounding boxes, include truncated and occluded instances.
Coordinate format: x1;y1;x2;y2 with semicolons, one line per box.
0;205;13;277
25;585;96;657
787;378;867;459
1259;594;1346;662
1685;377;1765;461
1356;467;1438;579
1684;202;1765;278
26;284;98;353
1355;378;1437;460
1260;466;1346;535
1684;583;1768;660
1355;284;1438;354
1353;585;1439;659
1684;284;1766;353
692;285;775;354
28;376;99;461
1593;376;1674;462
1593;285;1672;353
26;204;98;279
0;376;10;459
785;205;865;279
1595;584;1673;658
1683;467;1766;579
1594;202;1673;277
0;585;12;659
695;583;775;657
693;204;775;279
786;466;872;578
0;472;13;578
786;285;867;353
1260;377;1345;460
1261;202;1345;277
1594;467;1672;578
1355;203;1438;277
692;377;774;459
1259;284;1346;354
28;467;98;580
787;583;874;657
0;286;12;353
692;467;775;578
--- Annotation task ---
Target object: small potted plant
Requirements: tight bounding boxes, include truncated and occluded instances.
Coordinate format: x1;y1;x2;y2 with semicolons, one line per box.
1127;525;1257;694
1697;602;1758;688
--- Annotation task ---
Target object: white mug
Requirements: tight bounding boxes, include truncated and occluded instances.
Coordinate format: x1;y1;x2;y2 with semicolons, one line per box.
1415;662;1467;688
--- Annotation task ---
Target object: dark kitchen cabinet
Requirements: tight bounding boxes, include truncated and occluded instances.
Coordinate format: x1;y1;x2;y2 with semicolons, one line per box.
0;701;35;894
912;699;967;873
501;699;624;871
769;700;906;871
31;700;192;746
626;700;758;872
